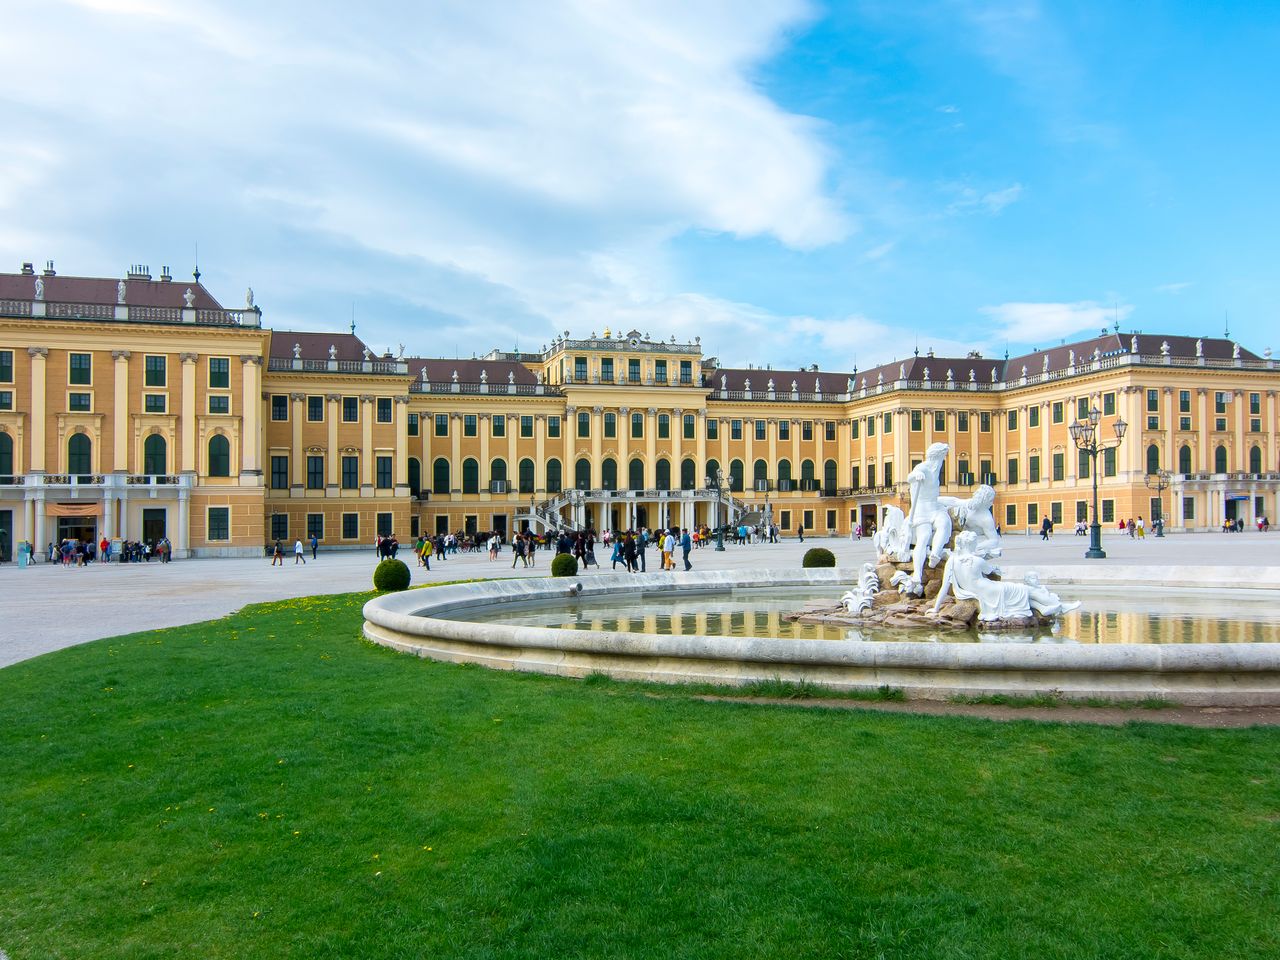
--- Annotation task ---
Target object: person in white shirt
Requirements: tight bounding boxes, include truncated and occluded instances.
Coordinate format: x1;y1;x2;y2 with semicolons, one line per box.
294;538;306;564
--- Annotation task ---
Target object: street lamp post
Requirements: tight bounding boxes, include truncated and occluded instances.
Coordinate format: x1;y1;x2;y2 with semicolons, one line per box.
706;469;727;551
1144;468;1171;538
1069;406;1127;559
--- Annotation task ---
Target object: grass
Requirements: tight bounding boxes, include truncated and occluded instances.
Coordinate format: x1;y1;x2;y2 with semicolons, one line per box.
0;590;1277;959
949;692;1183;711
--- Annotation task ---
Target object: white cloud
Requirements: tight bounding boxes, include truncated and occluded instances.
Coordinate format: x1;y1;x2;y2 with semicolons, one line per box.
979;300;1132;344
944;182;1024;215
1155;281;1191;295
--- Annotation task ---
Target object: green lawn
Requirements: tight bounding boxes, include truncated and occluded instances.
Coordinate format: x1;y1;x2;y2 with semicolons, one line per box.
1;589;1277;959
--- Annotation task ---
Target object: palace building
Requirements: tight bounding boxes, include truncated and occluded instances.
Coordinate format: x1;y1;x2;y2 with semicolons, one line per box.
1;262;1277;559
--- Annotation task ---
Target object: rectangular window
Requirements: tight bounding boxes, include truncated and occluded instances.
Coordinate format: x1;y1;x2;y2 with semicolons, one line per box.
0;390;13;411
465;414;478;437
867;464;877;488
342;456;358;489
67;392;92;412
601;358;613;381
1179;416;1192;431
377;512;393;537
655;359;667;383
680;360;692;383
574;356;587;381
802;509;814;531
850;465;860;489
209;357;230;389
1028;406;1040;428
683;414;695;439
957;412;969;432
604;412;616;438
1053;452;1064;481
631;412;643;438
578;411;590;438
141;394;167;414
69;352;92;385
1147;416;1159;430
979;412;991;432
547;416;561;438
1179;390;1191;413
628;359;640;382
883;462;894;487
307;455;324;489
377;398;393;423
307;396;324;422
1007;457;1019;484
1051;502;1063;525
1215;391;1228;414
1007;410;1018;431
780;509;791;531
706;418;718;440
1028;503;1039;526
1147;389;1160;412
376;456;393;488
1005;503;1017;527
435;413;449;436
755;419;766;441
208;395;229;415
933;411;946;432
1051;401;1063;424
1076;500;1088;522
883;412;893;434
271;514;289;541
270;455;289;489
207;507;229;541
0;350;12;382
271;395;288;421
824;420;836;442
1103;447;1116;477
1103;392;1116;416
343;397;359;422
1215;417;1227;432
343;513;359;540
826;509;836;530
1250;392;1261;415
1078;448;1091;479
1251;418;1262;433
1029;454;1040;483
145;355;166;387
658;414;670;439
520;415;534;438
1183;496;1195;520
1077;398;1090;421
957;459;970;483
307;514;324;540
980;459;993;484
408;413;419;437
910;410;922;432
492;415;505;438
780;420;791;441
1101;499;1115;524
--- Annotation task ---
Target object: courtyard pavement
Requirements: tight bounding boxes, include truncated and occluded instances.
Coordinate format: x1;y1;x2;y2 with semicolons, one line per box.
2;529;1278;668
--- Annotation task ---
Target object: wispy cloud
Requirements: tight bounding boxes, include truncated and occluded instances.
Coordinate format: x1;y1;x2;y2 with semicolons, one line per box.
944;182;1024;215
979;300;1132;344
1154;281;1191;295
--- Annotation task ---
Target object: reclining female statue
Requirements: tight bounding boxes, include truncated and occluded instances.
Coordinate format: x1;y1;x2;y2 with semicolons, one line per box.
929;531;1081;623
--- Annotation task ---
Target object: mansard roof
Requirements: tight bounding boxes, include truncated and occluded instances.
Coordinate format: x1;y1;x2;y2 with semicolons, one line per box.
269;331;373;362
405;357;539;384
0;269;224;310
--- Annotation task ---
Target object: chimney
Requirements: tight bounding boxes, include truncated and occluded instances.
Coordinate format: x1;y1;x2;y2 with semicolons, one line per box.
42;260;56;276
20;261;34;275
160;265;172;282
127;264;152;280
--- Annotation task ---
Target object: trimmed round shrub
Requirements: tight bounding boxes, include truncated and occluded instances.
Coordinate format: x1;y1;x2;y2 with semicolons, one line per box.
802;547;836;569
551;553;579;577
373;558;411;592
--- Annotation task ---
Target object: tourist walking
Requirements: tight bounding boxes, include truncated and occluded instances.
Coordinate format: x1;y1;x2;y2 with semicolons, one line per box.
294;537;306;564
271;539;284;566
681;528;692;571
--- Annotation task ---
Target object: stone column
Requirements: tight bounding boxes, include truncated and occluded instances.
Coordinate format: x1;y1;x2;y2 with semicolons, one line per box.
181;353;199;473
617;407;631;486
34;490;46;553
112;350;130;472
28;347;48;471
326;395;340;488
395;396;410;493
479;413;492;501
672;408;684;487
361;396;375;490
239;355;263;475
450;413;462;492
563;407;575;490
290;393;305;490
1198;389;1209;472
177;481;191;558
534;415;546;492
590;407;602;485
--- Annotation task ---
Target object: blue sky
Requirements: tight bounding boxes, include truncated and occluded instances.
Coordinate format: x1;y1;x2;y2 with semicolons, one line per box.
2;1;1277;369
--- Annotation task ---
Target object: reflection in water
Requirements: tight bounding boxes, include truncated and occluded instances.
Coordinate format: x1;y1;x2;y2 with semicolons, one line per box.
451;587;1280;644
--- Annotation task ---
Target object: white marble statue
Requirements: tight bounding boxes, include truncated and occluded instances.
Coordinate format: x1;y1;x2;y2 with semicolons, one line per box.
938;484;1001;557
183;287;195;307
1131;334;1138;353
1233;342;1241;359
33;277;44;300
1196;338;1203;357
1043;355;1049;372
246;287;255;308
930;532;1080;622
292;342;301;360
873;504;910;559
897;441;952;595
117;280;127;304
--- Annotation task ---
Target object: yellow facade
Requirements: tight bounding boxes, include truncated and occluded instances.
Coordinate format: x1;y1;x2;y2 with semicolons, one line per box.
1;268;1278;560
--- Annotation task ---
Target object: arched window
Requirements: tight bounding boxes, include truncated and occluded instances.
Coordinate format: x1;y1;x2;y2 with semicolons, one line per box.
207;434;230;477
753;459;768;489
432;458;450;494
801;459;815;490
462;458;480;493
575;458;592;490
729;459;744;492
655;458;671;490
68;433;92;475
546;458;562;494
1250;445;1263;474
681;458;696;490
408;457;421;496
1178;445;1192;474
0;431;13;477
706;458;720;487
1146;444;1160;475
629;458;645;490
777;459;792;490
519;458;535;493
601;457;618;491
143;434;167;475
823;459;838;492
490;458;507;485
1214;445;1228;474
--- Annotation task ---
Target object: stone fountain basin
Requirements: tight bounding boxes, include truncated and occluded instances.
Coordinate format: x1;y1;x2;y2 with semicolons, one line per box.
362;568;1280;706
